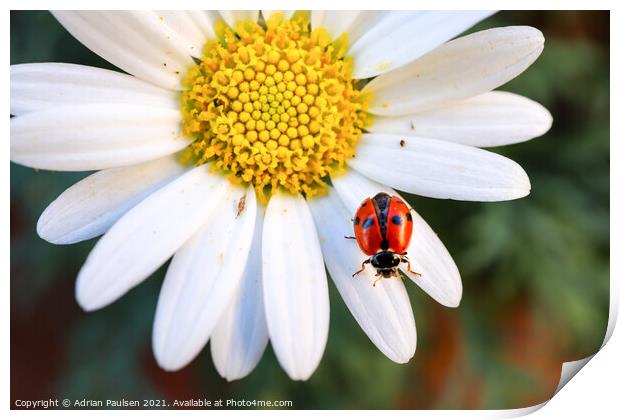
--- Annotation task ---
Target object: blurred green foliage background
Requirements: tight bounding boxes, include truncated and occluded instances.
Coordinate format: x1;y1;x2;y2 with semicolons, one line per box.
10;11;609;409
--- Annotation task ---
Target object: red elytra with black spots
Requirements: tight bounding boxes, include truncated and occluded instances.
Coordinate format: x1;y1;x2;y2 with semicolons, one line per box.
353;192;413;256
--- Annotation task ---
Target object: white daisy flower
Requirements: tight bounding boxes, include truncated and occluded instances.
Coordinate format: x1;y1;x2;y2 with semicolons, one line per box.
10;10;552;381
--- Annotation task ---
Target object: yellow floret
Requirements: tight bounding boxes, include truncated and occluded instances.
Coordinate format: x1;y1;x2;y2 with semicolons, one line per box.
180;12;369;202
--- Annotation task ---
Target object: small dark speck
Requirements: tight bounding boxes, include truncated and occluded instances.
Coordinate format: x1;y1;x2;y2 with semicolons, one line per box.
163;63;167;67
236;194;247;218
399;139;406;147
410;121;416;130
175;71;180;75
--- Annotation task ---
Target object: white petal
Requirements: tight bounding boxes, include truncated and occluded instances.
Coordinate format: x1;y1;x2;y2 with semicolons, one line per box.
262;193;329;380
51;11;195;90
76;165;229;311
345;11;389;46
349;133;531;201
155;11;209;55
37;155;186;245
368;91;553;147
211;205;269;381
10;104;190;171
218;10;259;30
332;170;462;307
308;192;416;362
10;63;178;116
261;10;295;21
350;11;493;79
365;26;545;116
186;11;218;40
311;11;361;40
153;185;257;371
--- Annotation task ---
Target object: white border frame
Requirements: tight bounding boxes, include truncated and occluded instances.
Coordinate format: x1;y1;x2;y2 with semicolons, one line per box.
3;2;617;418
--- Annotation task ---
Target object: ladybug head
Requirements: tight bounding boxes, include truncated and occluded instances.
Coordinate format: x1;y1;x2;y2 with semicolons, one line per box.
376;268;398;278
370;251;401;278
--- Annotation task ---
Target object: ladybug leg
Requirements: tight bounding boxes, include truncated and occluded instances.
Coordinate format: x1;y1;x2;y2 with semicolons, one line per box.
372;273;383;287
401;255;421;277
344;235;356;239
352;259;370;277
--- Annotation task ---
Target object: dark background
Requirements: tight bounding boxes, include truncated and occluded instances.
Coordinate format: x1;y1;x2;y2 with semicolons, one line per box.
10;11;610;409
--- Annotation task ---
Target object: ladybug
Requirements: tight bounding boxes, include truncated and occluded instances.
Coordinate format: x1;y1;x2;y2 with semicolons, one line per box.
350;192;421;286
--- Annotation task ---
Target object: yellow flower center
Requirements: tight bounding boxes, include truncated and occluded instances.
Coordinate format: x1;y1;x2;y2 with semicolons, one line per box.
180;12;368;202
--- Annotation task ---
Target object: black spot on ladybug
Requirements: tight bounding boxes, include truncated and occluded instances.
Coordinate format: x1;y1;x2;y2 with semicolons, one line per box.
391;215;403;225
406;213;412;222
399;139;406;147
354;216;360;225
362;217;375;229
